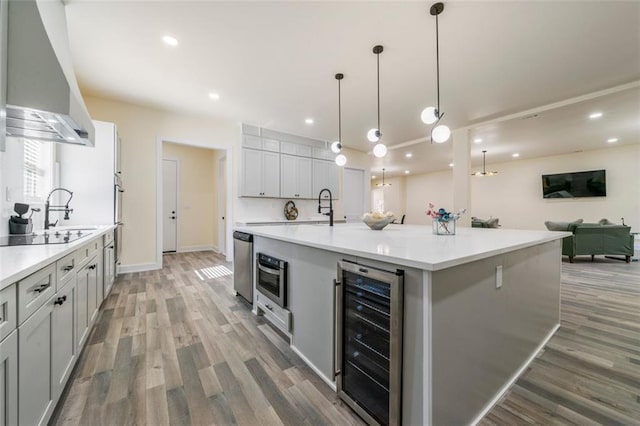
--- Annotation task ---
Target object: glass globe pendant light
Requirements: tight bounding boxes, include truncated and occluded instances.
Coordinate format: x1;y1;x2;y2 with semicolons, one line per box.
421;2;450;143
332;73;347;166
367;45;386;158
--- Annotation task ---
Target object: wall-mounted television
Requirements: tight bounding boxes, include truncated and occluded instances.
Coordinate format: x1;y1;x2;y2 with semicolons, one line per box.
542;170;606;198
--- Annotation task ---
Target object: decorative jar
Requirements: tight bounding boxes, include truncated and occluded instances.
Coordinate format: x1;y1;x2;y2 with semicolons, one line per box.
432;219;456;235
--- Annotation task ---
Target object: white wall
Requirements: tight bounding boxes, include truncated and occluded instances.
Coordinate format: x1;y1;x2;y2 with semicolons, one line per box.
402;144;640;230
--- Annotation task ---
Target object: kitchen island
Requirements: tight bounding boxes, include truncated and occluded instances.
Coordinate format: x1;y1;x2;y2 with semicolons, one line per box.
234;223;570;425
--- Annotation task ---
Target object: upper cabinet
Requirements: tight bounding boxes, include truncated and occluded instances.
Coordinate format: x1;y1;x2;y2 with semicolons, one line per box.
240;125;339;199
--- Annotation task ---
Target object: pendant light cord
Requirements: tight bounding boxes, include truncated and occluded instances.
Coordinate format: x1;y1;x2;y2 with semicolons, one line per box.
338;77;342;143
377;51;381;133
435;11;440;115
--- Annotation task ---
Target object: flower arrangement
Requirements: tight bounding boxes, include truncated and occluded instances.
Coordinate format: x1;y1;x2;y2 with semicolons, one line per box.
425;203;466;235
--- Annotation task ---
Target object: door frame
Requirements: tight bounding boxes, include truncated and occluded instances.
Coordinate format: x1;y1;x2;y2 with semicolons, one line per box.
161;157;180;253
156;136;233;269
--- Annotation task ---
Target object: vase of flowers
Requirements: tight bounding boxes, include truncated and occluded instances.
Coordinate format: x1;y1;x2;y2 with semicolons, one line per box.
425;203;466;235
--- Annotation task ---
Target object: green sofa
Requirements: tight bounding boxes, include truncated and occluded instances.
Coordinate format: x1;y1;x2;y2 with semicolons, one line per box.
471;217;499;228
560;223;634;263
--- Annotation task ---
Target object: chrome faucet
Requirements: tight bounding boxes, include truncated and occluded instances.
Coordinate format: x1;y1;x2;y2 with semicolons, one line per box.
44;188;74;229
317;188;334;226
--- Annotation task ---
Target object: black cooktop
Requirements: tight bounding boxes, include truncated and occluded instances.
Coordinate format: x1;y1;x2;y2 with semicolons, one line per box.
0;230;90;247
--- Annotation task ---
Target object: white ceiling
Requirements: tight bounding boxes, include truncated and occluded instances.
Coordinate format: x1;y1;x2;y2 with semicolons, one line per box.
65;1;640;174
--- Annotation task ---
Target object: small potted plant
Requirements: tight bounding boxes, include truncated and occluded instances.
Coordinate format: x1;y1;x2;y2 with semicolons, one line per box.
425;203;466;235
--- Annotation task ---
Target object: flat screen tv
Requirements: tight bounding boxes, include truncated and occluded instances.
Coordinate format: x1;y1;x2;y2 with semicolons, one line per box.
542;170;606;198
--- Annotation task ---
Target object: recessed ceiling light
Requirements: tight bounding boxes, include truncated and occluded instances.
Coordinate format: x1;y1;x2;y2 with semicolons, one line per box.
162;35;179;46
371;175;377;179
589;112;603;119
405;153;412;158
512;153;520;158
305;118;314;124
208;93;220;100
607;137;618;143
474;138;482;144
449;163;454;167
404;170;410;174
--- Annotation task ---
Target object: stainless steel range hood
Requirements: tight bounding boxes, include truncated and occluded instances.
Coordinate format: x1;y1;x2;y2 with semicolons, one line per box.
3;0;94;146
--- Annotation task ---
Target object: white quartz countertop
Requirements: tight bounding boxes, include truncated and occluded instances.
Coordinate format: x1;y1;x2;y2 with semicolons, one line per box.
235;218;346;226
233;223;571;271
0;225;116;290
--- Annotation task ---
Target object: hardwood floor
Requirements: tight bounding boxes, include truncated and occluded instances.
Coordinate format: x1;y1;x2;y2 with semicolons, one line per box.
52;251;364;426
482;256;640;425
53;251;639;426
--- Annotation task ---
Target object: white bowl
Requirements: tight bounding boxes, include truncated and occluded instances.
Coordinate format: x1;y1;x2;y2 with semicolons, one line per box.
362;215;394;230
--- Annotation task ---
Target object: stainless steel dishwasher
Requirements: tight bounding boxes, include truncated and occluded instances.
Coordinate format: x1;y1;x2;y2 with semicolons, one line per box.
233;231;254;303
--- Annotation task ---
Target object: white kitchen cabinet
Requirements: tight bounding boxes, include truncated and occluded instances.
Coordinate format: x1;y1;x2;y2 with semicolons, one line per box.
19;297;55;426
76;256;98;349
0;284;16;342
281;141;312;157
313;159;339;200
104;243;115;297
281;154;312;199
51;278;77;401
0;331;18;426
241;148;280;197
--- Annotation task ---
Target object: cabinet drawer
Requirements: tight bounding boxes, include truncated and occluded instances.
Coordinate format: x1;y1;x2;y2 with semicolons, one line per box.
256;291;291;334
56;252;76;289
0;284;17;341
75;239;100;268
104;230;114;247
17;264;56;325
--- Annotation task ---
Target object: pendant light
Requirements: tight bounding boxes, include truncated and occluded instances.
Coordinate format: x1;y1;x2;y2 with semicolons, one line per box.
421;2;450;144
472;150;498;176
368;45;387;158
332;73;347;166
376;168;392;187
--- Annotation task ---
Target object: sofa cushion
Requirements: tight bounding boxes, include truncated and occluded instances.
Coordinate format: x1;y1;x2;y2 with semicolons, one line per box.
598;218;615;225
486;218;500;228
545;218;583;231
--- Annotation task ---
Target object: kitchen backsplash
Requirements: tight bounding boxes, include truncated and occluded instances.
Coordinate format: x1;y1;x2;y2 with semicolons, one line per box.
235;197;343;223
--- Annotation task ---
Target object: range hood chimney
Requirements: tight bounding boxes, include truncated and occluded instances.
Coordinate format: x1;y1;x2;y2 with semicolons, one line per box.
3;0;94;146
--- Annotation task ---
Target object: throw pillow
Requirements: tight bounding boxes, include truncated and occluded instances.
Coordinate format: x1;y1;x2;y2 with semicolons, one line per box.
598;218;615;225
486;218;500;228
544;219;583;231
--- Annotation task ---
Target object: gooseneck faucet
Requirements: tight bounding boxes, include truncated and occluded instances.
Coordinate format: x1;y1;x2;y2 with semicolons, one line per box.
317;188;334;226
45;188;74;230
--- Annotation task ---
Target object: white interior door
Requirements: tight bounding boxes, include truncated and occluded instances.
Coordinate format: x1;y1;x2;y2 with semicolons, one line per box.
162;159;178;252
343;168;365;222
218;156;226;255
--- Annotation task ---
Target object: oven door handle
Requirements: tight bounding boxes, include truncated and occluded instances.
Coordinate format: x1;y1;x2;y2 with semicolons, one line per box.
258;263;281;276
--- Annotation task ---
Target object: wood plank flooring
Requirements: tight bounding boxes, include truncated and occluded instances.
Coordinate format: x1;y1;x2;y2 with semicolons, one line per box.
481;256;640;425
52;251;640;426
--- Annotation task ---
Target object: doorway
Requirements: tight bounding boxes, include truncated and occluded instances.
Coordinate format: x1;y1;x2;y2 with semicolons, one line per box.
218;155;227;255
162;159;178;252
343;168;366;222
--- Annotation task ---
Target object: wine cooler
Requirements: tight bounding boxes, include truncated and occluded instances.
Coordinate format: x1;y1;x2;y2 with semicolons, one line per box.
335;261;404;426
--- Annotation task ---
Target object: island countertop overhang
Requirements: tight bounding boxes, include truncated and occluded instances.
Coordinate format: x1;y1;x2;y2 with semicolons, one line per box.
233;223;570;271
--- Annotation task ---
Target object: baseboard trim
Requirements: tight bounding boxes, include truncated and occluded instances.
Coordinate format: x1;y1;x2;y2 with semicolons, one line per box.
177;245;218;253
290;344;337;392
118;262;161;274
470;323;560;425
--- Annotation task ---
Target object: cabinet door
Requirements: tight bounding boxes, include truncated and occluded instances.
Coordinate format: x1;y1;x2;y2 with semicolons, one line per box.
96;247;104;308
51;280;76;401
0;331;18;426
280;154;298;198
313;159;330;198
19;299;54;426
86;259;99;324
242;148;263;197
76;266;89;350
104;245;115;297
297;157;313;199
262;151;281;197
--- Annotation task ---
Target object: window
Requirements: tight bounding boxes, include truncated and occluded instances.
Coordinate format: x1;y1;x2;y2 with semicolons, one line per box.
22;139;54;202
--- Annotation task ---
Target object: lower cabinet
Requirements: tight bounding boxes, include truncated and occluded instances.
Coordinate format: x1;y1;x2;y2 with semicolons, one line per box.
0;330;18;426
19;297;55;426
76;256;99;350
52;279;77;401
104;243;115;297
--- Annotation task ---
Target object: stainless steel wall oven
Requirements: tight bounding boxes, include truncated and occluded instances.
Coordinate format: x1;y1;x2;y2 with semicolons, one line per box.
335;260;404;426
256;253;287;308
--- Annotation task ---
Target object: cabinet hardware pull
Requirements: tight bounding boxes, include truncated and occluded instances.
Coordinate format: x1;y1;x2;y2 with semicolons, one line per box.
33;283;50;293
333;278;342;379
54;295;67;306
62;265;74;272
265;304;273;311
88;264;97;270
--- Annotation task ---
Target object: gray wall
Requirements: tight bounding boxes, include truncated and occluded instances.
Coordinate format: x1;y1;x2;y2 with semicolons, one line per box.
431;240;561;425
